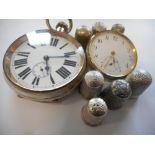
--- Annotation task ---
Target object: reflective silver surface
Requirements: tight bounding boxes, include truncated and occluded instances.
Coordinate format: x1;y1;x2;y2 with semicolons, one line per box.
92;22;107;34
101;79;132;110
0;19;155;134
80;70;104;99
81;98;108;126
111;23;125;33
3;22;86;102
126;69;152;98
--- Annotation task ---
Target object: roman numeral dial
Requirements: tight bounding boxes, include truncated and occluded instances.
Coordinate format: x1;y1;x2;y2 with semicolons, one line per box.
64;51;76;57
50;38;59;47
32;77;40;86
10;35;84;91
64;59;77;67
50;74;55;84
14;58;28;69
59;43;68;49
56;66;71;79
18;67;32;80
17;52;30;57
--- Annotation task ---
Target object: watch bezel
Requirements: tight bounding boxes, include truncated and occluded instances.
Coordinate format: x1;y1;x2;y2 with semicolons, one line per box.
86;30;138;79
3;29;86;101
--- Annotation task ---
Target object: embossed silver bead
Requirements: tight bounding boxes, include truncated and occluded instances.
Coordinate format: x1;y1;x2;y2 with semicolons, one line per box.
56;22;68;33
81;98;108;126
80;70;104;99
92;22;107;34
126;69;152;98
101;79;132;110
75;25;92;50
111;23;125;33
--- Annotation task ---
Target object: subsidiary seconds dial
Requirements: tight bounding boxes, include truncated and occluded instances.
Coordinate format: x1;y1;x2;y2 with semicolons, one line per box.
87;30;137;78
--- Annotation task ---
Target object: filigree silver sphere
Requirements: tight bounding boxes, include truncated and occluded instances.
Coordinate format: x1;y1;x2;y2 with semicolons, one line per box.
126;69;152;98
101;79;132;110
81;98;108;126
80;70;104;99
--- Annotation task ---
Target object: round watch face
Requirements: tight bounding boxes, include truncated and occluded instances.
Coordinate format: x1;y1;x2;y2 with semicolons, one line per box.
6;30;85;91
87;30;137;78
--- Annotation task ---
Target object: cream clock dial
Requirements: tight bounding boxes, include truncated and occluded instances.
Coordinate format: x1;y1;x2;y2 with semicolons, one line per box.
87;30;137;78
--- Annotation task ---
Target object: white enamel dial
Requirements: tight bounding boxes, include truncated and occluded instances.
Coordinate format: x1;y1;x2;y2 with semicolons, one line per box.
88;31;137;78
10;33;83;91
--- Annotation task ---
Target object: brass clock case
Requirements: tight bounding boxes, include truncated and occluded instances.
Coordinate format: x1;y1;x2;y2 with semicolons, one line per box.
86;30;138;79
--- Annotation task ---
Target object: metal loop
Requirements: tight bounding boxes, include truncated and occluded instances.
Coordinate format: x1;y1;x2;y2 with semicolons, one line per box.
45;19;73;34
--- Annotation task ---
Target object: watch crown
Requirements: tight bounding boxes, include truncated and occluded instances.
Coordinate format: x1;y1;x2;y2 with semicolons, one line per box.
111;23;125;33
56;22;68;33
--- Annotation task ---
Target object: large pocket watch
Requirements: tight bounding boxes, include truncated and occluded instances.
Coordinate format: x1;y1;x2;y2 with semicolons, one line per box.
86;23;138;79
3;19;86;102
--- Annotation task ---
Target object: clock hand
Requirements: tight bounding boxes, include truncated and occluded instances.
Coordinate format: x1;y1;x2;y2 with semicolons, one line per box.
48;55;76;58
43;55;50;74
48;56;69;58
114;56;121;72
111;55;118;69
103;55;113;69
112;56;117;68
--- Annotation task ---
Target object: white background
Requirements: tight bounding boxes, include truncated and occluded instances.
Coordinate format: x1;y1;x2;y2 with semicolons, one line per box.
0;19;155;134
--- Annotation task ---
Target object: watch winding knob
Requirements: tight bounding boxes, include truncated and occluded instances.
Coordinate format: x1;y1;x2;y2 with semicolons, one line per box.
126;69;152;98
81;98;108;126
111;23;125;33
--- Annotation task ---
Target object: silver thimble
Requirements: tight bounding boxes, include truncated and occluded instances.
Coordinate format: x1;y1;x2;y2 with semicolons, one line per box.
81;98;108;126
80;70;104;99
126;69;152;98
111;23;125;33
92;22;107;34
75;25;92;50
101;79;132;110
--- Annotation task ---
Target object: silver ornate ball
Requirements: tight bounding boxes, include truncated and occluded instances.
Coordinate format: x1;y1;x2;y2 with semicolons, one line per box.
88;98;108;116
112;79;132;99
80;70;104;99
92;22;107;34
126;69;152;98
101;79;132;110
111;23;125;33
81;98;108;126
56;22;68;33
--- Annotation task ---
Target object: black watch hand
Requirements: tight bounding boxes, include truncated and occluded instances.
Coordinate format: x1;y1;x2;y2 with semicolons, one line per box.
43;55;50;73
48;55;71;58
